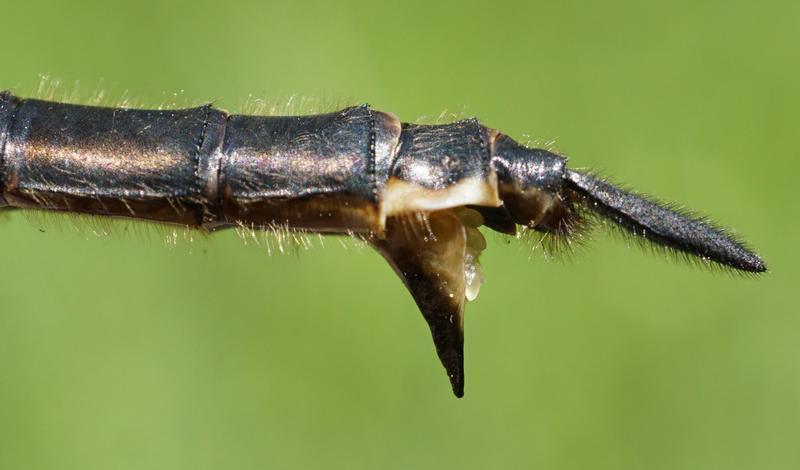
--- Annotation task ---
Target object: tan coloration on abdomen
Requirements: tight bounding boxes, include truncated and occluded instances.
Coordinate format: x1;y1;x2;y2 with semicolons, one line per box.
380;175;500;221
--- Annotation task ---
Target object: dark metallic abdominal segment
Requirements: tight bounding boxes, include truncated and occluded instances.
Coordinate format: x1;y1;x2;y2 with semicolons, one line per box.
0;91;766;397
219;105;379;231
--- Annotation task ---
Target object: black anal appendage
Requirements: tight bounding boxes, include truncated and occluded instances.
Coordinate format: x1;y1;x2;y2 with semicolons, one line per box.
0;90;766;397
565;170;766;273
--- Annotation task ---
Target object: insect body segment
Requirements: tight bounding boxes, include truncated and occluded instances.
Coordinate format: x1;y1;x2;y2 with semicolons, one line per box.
0;91;766;397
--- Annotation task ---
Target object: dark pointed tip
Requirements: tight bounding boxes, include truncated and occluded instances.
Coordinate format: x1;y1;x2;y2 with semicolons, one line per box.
422;307;466;397
431;329;464;397
726;247;767;273
432;330;464;398
745;258;768;273
448;363;465;398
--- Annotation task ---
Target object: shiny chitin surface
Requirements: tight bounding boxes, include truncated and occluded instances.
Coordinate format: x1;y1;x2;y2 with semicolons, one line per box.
0;91;766;397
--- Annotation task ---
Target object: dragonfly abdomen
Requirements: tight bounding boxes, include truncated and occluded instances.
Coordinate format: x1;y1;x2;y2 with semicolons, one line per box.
0;92;506;233
0;90;765;397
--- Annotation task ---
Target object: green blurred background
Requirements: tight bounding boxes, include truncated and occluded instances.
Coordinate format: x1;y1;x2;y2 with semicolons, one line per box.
0;0;797;468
